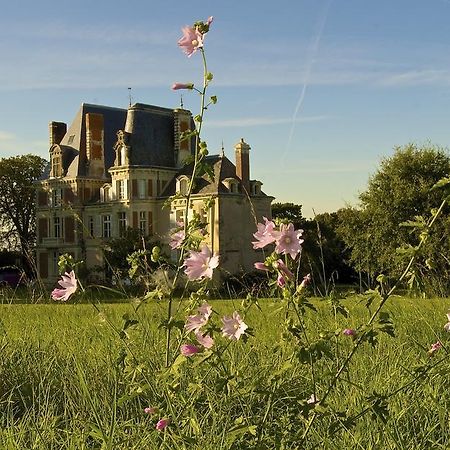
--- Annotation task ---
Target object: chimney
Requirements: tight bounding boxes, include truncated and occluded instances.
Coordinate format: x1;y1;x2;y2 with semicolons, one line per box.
174;108;193;167
86;113;105;177
235;138;250;192
49;121;67;146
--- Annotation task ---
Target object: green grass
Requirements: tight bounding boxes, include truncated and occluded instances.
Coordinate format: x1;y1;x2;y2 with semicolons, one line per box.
0;296;450;449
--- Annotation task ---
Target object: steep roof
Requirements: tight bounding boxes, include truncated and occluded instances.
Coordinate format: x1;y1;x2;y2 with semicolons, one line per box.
124;103;176;167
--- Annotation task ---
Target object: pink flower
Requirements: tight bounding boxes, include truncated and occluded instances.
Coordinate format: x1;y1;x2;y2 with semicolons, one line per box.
444;310;450;331
300;273;312;289
273;223;304;259
172;82;194;90
252;217;276;249
274;259;294;280
428;341;442;357
254;262;269;271
169;229;185;249
343;328;356;336
277;273;286;287
206;16;214;27
221;311;248;341
51;270;77;301
197;302;212;319
195;331;214;349
184;246;219;280
144;407;157;415
181;344;200;356
156;418;170;431
185;302;212;333
178;25;204;57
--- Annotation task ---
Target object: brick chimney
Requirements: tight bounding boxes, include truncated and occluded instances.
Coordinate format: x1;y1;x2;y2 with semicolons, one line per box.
235;138;250;193
174;108;193;167
49;121;67;146
86;113;105;177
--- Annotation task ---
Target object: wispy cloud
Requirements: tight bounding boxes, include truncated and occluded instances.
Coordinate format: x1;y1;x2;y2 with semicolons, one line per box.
378;69;450;87
207;115;329;128
0;131;15;141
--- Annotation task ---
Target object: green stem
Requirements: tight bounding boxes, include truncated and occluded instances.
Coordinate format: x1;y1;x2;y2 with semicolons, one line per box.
164;47;210;367
301;197;447;441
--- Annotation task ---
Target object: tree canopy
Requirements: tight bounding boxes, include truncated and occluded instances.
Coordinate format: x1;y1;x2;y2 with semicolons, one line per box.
337;143;450;294
0;154;47;257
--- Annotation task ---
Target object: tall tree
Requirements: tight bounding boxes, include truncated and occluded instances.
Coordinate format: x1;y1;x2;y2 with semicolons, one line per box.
0;154;47;256
337;143;450;294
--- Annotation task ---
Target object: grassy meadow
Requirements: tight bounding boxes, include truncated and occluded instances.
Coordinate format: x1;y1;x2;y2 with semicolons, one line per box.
1;295;450;449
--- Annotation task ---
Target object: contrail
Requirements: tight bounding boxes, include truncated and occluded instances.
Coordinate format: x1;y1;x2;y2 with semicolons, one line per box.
281;0;333;166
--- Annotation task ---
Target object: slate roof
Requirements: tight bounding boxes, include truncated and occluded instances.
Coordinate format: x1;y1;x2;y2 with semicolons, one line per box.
162;154;270;197
124;103;176;167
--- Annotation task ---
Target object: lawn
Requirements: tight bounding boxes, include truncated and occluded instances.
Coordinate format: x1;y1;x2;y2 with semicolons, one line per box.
0;296;449;449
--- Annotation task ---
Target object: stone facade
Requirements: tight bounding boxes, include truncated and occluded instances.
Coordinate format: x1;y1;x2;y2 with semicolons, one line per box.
35;102;273;283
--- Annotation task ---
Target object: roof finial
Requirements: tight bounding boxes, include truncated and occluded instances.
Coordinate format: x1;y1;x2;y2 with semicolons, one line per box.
180;94;184;109
128;87;132;107
220;140;225;158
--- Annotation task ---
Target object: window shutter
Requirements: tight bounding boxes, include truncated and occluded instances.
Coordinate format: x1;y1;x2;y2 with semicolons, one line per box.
38;218;48;242
148;211;153;235
132;211;138;229
39;253;48;279
38;191;48;206
148;179;153;197
131;179;138;199
65;216;75;243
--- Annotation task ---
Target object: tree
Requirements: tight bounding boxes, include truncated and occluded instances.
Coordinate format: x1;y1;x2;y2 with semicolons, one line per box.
271;202;304;229
0;154;47;257
337;143;450;294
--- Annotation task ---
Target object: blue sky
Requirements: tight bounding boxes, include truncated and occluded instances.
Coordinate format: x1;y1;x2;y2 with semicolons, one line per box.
1;0;450;217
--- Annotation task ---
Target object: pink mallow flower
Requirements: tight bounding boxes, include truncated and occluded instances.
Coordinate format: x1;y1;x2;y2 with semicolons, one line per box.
184;246;219;280
195;331;214;349
144;407;157;415
221;311;248;341
51;270;77;301
156;418;170;431
274;259;294;279
252;217;276;249
254;261;269;271
300;273;312;289
343;328;356;337
277;273;287;287
185;302;212;333
178;25;204;57
428;341;442;357
169;229;185;249
171;82;194;90
180;344;201;357
444;310;450;332
273;223;304;259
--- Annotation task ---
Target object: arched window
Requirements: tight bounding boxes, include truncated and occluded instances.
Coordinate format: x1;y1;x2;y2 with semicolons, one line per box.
176;176;189;195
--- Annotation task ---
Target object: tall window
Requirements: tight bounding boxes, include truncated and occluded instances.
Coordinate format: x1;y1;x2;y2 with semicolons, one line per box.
118;212;127;237
102;215;111;238
138;179;146;199
117;180;126;200
52;251;59;276
139;211;147;234
52;188;62;206
54;216;61;238
88;216;95;238
51;152;62;177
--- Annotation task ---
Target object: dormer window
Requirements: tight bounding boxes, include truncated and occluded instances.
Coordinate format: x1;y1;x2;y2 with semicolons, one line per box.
100;184;112;202
50;147;63;177
223;177;239;193
176;176;189;195
250;181;262;196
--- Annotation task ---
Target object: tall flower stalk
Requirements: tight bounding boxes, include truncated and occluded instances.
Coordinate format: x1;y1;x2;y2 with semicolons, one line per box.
164;17;216;366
